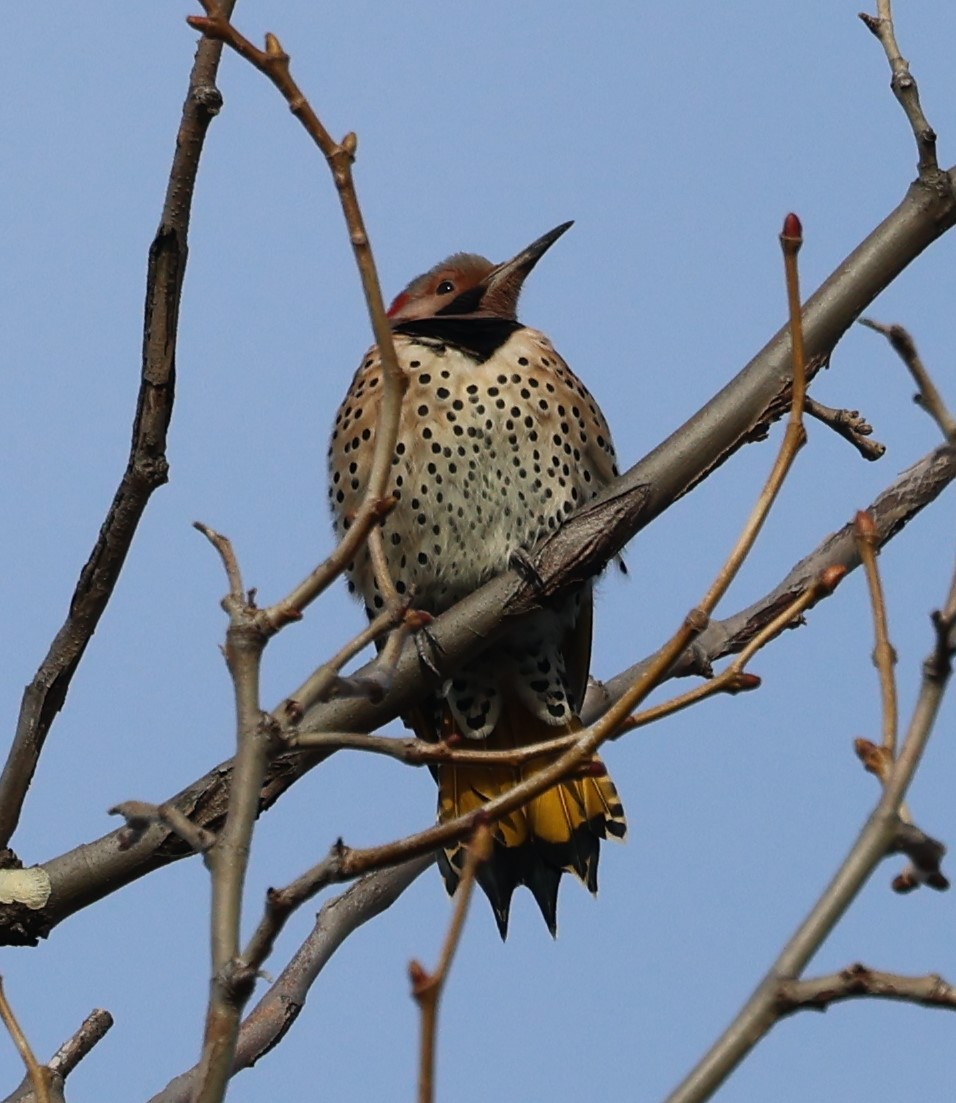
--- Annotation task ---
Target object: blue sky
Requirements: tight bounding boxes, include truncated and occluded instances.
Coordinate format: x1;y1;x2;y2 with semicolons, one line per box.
2;3;955;1100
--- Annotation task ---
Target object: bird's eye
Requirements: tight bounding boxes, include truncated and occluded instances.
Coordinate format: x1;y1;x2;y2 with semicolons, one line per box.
436;280;455;295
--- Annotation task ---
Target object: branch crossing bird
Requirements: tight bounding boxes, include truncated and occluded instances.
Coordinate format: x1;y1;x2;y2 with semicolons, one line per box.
328;223;626;936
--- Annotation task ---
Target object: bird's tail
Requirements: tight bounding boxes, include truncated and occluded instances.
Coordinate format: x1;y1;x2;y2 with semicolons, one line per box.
436;700;626;937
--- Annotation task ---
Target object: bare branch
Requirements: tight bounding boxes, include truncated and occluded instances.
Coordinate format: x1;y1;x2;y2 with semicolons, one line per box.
186;5;408;630
0;5;235;852
194;523;246;602
803;395;885;460
614;567;842;737
698;214;808;615
860;1;939;177
776;962;956;1015
410;828;491;1103
600;443;956;709
194;539;272;1103
47;1009;114;1081
860;318;956;440
109;801;216;855
1;1007;113;1103
281;600;413;712
855;511;899;757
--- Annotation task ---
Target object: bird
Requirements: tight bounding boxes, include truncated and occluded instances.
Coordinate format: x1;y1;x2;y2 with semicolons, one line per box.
328;222;626;937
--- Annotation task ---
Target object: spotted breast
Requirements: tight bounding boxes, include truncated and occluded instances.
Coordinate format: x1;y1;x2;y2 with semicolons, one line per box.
329;223;626;936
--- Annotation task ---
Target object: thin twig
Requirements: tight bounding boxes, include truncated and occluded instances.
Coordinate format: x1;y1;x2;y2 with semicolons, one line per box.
193;523;245;601
281;600;411;712
803;395;885;460
410;826;491;1103
859;1;939;177
186;5;408;631
367;523;402;609
0;7;233;852
854;511;899;758
194;532;270;1103
860;318;956;440
698;214;807;614
0;978;49;1103
109;800;216;854
616;566;842;736
776;962;956;1015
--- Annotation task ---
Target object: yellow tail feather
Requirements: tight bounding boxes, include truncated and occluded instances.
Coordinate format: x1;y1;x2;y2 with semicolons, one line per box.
435;700;626;937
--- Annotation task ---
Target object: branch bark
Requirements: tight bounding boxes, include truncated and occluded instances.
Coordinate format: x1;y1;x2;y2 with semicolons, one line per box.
2;156;955;949
0;14;235;850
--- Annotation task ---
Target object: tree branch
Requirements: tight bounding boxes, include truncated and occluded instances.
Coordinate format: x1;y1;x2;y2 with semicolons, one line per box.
859;0;939;178
2;176;956;946
186;3;409;632
775;962;956;1015
0;6;236;852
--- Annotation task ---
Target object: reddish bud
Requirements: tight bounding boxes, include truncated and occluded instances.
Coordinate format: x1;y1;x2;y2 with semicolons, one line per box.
727;672;762;694
853;737;891;779
782;212;803;240
820;565;847;593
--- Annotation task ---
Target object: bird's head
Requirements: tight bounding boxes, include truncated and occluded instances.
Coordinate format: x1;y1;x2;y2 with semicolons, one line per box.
386;221;573;325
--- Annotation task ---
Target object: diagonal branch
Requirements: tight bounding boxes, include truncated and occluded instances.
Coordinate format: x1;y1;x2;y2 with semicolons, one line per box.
2;174;956;946
0;441;952;948
0;11;236;851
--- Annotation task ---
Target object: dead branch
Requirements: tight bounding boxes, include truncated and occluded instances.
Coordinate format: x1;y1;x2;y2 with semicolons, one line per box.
0;5;236;852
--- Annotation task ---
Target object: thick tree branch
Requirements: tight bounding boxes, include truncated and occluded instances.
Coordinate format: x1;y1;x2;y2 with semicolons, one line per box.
0;443;951;948
2;175;956;946
0;12;235;851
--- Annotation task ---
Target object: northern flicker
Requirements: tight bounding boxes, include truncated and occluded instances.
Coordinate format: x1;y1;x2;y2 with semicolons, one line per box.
328;222;626;937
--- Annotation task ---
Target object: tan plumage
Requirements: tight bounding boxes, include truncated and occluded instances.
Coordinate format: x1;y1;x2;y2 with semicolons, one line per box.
329;223;626;935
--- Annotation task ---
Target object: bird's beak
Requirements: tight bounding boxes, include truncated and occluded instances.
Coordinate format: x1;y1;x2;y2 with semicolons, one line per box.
479;221;574;318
